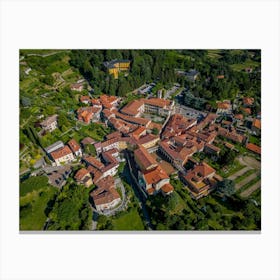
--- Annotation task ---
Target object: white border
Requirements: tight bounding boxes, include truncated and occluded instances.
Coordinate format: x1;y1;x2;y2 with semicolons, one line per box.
1;1;280;280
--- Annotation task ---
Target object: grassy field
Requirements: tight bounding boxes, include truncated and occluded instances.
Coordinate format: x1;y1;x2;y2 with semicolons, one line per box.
234;169;256;184
207;50;223;59
20;176;50;196
230;59;260;71
218;159;245;178
20;186;58;230
237;175;261;194
112;208;145;230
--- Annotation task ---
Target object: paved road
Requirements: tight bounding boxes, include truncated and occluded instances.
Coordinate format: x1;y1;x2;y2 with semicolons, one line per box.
240;180;261;197
175;104;207;119
124;151;153;230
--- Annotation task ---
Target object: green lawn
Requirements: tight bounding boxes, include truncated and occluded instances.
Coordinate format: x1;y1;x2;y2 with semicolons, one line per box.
234;169;256;184
20;187;58;230
230;59;260;71
112;208;145;230
237;175;261;194
249;135;261;146
207;50;222;59
20;176;50;196
218;159;245;178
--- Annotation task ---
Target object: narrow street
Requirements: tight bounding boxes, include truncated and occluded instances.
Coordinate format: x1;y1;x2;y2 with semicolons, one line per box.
123;151;153;230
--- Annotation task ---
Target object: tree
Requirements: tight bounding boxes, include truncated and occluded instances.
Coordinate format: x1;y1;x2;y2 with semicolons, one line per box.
218;149;236;166
151;127;159;135
217;179;235;196
84;144;96;156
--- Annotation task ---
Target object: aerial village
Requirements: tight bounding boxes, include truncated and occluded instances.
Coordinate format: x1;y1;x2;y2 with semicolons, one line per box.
20;50;261;230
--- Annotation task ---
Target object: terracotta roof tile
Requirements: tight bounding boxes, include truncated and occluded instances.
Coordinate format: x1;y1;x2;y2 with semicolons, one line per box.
50;146;72;160
68;139;81;152
246;143;261;155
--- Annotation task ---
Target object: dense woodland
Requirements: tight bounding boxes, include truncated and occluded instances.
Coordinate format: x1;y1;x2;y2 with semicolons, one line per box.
69;50;261;108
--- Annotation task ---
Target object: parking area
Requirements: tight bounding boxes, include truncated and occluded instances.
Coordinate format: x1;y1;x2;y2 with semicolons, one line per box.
175;104;207;119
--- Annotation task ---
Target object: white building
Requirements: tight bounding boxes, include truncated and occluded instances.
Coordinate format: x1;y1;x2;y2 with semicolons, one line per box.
50;146;74;166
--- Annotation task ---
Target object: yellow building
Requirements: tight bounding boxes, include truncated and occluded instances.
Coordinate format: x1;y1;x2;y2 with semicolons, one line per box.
105;59;131;79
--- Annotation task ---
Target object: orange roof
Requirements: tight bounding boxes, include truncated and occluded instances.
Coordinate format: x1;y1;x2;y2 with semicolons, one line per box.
91;98;101;105
83;156;105;170
80;96;91;102
68;139;81;152
246;143;261;155
217;102;231;109
114;110;150;126
241;107;252;115
243;97;254;106
147;187;155;195
143;165;169;185
75;168;90;181
234;114;244;120
143;98;171;108
51;146;72;160
252;119;261;129
90;175;120;206
120;100;144;116
100;94;119;105
216;75;224;79
95;175;115;190
186;162;216;180
137;134;159;145
134;145;158;171
161;183;174;193
131;126;146;140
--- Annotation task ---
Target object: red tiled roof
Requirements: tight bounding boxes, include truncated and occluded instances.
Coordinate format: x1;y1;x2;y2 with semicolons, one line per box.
114;110;150;126
234;114;244;120
217;101;231;109
120;100;144;116
161;183;174;193
81;137;95;146
147;187;155;195
80;96;91;103
144;98;171;108
134;145;158;171
106;131;122;140
143;165;169;185
241;107;252;115
50;146;72;160
137;134;159;145
246;143;261;155
205;143;221;153
75;168;90;181
90;175;120;206
131;126;146;140
68;139;81;152
83;156;105;170
243;97;254;106
162;114;196;139
252;119;261;129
